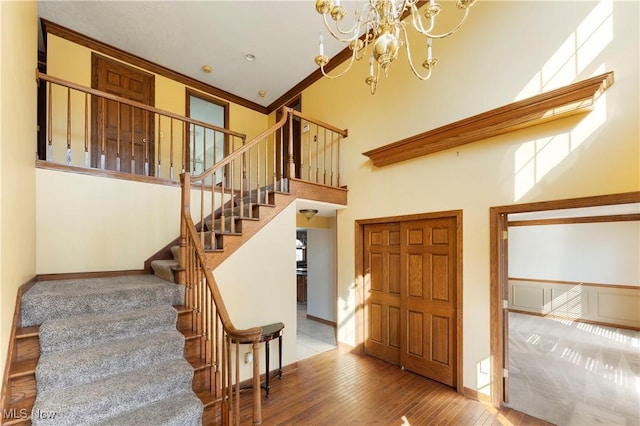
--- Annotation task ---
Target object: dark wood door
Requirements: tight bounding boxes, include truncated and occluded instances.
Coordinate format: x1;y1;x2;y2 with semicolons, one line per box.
363;223;401;365
400;217;458;387
92;54;154;174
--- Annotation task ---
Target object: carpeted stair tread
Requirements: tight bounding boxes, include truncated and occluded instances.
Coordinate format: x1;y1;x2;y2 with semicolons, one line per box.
36;330;185;393
150;259;179;283
39;304;178;354
170;245;180;261
32;360;196;426
21;275;184;326
96;390;203;426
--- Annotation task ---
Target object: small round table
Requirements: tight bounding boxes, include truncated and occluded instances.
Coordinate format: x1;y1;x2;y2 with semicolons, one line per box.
233;322;284;397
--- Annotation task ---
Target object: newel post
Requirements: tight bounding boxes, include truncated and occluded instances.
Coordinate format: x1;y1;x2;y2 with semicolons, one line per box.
177;172;190;287
286;108;296;181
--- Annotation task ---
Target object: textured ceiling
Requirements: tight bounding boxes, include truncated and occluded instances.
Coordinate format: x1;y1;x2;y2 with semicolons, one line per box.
38;1;349;109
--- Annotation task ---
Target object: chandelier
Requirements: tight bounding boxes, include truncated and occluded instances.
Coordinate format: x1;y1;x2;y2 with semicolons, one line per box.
314;0;476;94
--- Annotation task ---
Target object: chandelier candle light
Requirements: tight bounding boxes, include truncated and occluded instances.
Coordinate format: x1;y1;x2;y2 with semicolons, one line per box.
314;0;476;94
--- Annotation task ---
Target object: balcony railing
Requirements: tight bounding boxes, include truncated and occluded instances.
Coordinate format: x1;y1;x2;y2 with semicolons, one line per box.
36;70;348;190
37;70;247;183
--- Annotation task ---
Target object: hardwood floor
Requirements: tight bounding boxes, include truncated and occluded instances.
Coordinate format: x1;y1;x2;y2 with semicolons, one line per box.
205;346;551;425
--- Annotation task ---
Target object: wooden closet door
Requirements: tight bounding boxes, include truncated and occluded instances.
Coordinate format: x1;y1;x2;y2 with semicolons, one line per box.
400;217;457;387
363;223;401;365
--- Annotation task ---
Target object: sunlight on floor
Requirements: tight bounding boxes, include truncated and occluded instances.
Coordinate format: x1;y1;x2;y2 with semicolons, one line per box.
508;312;640;425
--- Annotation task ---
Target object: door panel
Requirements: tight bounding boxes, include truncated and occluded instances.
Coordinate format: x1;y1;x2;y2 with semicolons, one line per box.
364;223;401;365
400;217;457;387
92;55;154;174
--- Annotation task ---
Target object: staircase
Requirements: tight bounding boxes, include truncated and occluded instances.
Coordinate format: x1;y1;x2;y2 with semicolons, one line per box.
2;183;296;426
150;180;291;281
5;275;202;426
2;102;348;425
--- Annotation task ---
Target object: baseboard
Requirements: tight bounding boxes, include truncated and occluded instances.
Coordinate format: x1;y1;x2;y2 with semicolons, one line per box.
1;275;37;419
463;386;492;404
36;269;148;281
337;342;358;354
237;361;298;389
306;314;336;328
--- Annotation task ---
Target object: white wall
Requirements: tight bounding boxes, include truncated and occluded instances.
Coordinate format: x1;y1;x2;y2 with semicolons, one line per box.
214;203;297;379
307;222;337;323
509;221;640;285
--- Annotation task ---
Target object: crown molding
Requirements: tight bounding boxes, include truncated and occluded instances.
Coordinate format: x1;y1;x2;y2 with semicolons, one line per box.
42;19;268;115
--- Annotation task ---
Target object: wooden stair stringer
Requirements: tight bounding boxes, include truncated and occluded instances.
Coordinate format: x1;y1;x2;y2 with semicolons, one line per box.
2;278;38;426
203;192;296;269
288;178;348;206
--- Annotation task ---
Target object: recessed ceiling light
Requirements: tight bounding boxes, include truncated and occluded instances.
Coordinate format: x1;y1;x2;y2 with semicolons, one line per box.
244;53;256;62
202;65;212;73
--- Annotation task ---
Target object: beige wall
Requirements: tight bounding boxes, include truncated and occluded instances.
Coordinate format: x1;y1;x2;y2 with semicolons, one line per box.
36;168;220;274
36;169;182;273
0;1;37;378
300;0;639;396
296;212;333;228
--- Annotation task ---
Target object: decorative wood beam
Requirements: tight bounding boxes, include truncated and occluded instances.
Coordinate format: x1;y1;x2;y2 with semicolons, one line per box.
363;71;615;167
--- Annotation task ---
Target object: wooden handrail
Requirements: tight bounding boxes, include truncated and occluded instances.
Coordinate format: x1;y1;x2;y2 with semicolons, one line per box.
192;106;291;180
181;204;262;340
180;171;262;425
290;110;348;137
179;101;347;424
36;70;247;140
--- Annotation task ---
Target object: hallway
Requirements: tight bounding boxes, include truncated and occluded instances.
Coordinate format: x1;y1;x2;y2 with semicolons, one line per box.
296;303;336;361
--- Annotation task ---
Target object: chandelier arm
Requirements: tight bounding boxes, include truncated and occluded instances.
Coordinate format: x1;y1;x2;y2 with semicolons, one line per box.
413;8;471;39
410;4;436;34
402;26;433;81
322;11;363;38
313;0;474;94
322;13;362;43
320;47;359;80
